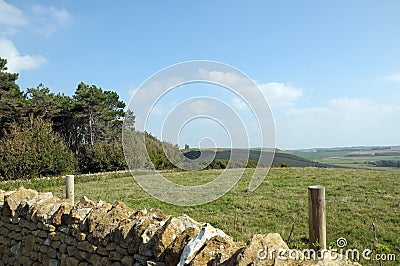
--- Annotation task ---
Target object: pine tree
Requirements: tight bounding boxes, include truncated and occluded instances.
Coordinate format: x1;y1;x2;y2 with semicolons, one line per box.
0;58;26;138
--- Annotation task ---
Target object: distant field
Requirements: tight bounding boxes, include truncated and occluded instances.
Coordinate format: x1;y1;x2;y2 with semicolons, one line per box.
291;150;351;161
291;147;400;170
1;167;399;265
317;155;400;168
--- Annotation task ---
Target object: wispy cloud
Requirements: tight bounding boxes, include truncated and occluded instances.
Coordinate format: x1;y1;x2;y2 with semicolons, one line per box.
0;0;27;27
385;73;400;82
0;0;27;34
0;1;72;72
0;1;72;37
0;37;47;72
31;5;73;37
150;105;164;116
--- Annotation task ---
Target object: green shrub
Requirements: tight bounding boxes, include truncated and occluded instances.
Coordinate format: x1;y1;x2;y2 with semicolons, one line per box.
77;140;127;173
281;162;289;168
0;118;75;180
144;132;178;170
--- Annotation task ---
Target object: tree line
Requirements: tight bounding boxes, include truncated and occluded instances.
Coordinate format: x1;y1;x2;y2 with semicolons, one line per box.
0;58;175;180
368;160;400;168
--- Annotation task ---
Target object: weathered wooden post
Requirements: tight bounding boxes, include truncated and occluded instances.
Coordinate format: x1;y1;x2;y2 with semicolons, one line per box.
66;175;75;205
308;185;326;250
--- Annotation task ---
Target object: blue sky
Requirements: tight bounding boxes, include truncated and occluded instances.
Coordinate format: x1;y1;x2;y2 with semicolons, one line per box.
1;0;400;149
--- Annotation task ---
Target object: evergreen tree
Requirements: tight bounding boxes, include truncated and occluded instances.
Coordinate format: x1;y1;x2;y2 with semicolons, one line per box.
72;82;125;148
0;58;26;138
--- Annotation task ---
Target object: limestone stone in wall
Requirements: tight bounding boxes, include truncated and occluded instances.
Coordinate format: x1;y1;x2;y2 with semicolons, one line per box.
16;191;53;220
164;227;199;265
0;189;15;208
2;187;38;217
152;215;201;261
87;201;133;240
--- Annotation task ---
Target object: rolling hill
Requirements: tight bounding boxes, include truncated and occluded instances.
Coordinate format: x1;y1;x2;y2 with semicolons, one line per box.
182;148;336;168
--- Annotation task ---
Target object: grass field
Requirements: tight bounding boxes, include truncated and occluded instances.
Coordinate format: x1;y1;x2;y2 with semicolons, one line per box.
317;155;400;168
291;150;352;161
291;147;400;170
1;167;399;265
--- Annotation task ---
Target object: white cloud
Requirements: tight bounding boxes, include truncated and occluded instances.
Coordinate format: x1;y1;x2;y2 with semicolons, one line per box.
134;65;399;149
277;97;400;149
189;99;215;115
0;0;27;27
329;97;372;109
197;69;303;108
232;98;247;110
0;37;47;72
259;82;303;107
129;77;187;130
197;68;252;88
285;107;329;118
130;77;185;103
0;2;72;72
385;73;400;82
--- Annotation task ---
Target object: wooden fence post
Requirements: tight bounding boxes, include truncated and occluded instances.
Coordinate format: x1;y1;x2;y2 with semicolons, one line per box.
308;185;326;250
66;175;75;205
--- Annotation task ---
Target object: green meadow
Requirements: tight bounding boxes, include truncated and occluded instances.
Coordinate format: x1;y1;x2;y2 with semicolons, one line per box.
1;167;399;265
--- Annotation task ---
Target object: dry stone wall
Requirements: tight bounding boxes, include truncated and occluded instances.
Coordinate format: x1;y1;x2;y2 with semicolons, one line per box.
0;187;359;266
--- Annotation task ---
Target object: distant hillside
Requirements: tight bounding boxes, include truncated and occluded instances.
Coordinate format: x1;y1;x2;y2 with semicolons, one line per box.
289;145;400;169
272;150;335;167
182;148;336;168
345;147;400;157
